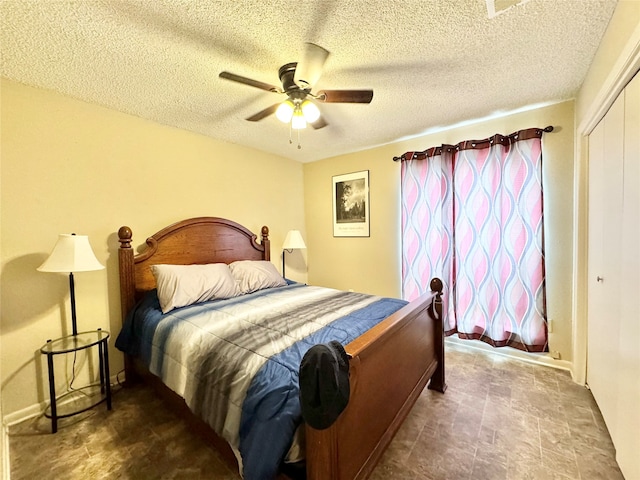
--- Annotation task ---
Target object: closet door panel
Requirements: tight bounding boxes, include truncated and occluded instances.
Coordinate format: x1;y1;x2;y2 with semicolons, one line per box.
616;71;640;480
587;92;625;440
587;120;605;407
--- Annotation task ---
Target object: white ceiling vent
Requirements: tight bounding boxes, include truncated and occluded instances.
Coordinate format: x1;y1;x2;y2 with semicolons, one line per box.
486;0;532;18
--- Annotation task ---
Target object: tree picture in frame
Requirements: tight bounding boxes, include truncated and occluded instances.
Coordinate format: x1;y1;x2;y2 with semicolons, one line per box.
332;170;370;237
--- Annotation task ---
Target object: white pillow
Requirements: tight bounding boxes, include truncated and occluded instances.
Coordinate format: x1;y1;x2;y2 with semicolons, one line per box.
229;260;286;294
151;263;241;313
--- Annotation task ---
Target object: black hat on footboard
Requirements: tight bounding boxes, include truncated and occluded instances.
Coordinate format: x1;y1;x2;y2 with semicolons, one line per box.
299;340;350;430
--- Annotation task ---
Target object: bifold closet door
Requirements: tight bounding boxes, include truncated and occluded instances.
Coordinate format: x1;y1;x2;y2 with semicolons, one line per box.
587;71;640;480
586;90;624;442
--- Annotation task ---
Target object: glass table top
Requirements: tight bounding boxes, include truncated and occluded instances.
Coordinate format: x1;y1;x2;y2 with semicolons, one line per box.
40;330;110;354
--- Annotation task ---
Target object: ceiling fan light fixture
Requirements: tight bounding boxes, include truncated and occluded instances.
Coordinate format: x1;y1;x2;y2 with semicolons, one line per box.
220;42;373;139
301;100;320;123
276;100;295;123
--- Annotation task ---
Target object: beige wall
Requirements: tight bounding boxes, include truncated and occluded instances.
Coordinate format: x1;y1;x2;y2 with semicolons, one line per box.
304;101;575;362
0;78;306;416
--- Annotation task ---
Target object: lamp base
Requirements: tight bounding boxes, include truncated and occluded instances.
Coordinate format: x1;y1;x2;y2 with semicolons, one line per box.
282;250;287;279
69;272;78;336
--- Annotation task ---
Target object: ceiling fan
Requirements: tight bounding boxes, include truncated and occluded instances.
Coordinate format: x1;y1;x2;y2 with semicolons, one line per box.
219;43;373;133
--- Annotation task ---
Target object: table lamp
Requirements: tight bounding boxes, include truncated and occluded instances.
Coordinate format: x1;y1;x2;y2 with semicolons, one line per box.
38;233;104;336
282;230;306;279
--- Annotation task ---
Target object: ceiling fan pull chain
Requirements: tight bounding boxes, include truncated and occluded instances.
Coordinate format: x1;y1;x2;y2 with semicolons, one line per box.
289;123;293;145
297;128;302;149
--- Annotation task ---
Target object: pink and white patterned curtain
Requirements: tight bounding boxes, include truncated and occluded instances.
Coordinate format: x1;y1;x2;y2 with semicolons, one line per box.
401;145;457;334
399;128;549;352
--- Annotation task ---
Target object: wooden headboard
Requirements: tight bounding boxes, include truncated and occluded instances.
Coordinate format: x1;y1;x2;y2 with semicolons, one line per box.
117;217;270;321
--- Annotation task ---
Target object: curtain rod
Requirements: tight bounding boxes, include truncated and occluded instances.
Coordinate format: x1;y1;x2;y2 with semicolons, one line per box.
393;125;554;162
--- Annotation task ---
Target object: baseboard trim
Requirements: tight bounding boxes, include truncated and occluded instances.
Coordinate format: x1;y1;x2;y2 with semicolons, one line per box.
4;373;121;427
445;336;574;376
3;402;44;428
2;420;10;480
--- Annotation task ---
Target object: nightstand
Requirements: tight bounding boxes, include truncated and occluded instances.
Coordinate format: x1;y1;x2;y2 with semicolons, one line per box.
40;329;112;433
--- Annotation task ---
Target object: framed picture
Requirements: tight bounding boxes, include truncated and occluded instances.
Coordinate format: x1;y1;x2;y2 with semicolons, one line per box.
332;170;370;237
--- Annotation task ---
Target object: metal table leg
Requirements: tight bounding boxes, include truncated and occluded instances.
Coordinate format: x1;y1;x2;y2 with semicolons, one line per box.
46;349;58;433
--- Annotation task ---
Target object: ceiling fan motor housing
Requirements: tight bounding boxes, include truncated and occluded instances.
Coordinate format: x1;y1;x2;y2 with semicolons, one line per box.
279;63;310;99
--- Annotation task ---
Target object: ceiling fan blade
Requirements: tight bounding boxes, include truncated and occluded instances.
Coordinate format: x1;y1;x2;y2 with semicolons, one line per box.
246;103;280;122
310;116;328;129
219;71;281;93
294;43;330;90
317;89;374;103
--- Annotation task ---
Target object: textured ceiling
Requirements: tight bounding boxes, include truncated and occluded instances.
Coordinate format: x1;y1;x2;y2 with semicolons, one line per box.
1;0;618;162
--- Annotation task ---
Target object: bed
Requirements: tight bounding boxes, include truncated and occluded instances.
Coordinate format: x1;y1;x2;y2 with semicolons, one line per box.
116;216;446;480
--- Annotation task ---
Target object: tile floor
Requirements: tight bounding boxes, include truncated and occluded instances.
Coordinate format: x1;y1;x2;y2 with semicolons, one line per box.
9;342;625;480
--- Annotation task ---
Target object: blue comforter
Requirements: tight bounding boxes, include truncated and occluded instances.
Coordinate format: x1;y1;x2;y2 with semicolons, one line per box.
116;283;407;479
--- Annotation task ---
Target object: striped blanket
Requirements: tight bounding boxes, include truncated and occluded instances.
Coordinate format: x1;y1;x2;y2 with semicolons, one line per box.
115;283;407;479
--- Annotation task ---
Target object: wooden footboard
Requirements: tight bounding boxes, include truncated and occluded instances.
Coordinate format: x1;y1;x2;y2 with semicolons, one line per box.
306;279;445;480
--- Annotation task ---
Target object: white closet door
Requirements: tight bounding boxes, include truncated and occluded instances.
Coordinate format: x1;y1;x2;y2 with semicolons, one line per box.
616;71;640;480
587;90;625;440
587;117;606;404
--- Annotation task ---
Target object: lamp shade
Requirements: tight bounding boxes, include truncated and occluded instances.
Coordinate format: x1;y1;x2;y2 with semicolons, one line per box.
283;230;306;250
291;108;307;130
276;100;294;123
301;100;320;123
37;234;104;273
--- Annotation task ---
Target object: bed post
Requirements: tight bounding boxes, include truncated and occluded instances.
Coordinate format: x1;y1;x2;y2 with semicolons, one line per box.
118;226;137;384
428;277;447;393
261;226;270;261
118;226;135;316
